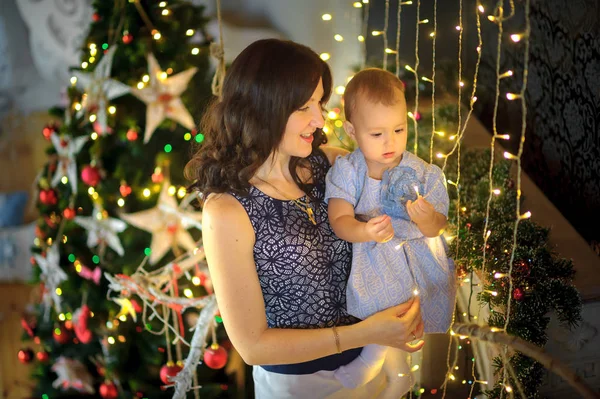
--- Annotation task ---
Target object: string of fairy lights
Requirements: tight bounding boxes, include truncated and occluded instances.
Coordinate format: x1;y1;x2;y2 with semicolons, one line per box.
318;1;533;398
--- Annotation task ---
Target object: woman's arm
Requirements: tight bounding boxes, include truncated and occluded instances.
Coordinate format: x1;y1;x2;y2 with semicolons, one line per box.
203;194;423;366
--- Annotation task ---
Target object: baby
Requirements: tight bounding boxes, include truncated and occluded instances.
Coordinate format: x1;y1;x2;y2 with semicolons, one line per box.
325;68;456;390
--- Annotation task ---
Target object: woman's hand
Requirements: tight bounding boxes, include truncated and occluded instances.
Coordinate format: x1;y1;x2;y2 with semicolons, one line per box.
360;296;425;352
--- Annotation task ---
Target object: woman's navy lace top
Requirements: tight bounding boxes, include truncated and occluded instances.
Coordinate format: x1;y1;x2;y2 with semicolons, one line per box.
230;150;357;329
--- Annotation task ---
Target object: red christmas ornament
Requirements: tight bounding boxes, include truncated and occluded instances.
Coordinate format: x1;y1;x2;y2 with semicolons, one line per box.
36;350;49;362
81;165;101;187
42;124;57;140
414;111;422;121
53;326;71;344
39;189;58;206
126;128;138;141
92;12;101;22
63;207;76;220
160;362;183;384
122;32;134;44
74;305;93;344
513;287;524;301
203;343;228;369
18;348;34;364
119;183;132;197
99;381;118;399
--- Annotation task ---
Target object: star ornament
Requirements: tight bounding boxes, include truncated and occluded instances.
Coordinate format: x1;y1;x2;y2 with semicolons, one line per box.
50;133;89;193
131;53;198;143
120;180;202;265
113;297;137;322
33;245;68;314
74;204;127;256
72;46;130;132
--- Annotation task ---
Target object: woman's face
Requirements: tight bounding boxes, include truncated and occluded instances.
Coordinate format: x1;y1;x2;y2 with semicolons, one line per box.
277;78;325;159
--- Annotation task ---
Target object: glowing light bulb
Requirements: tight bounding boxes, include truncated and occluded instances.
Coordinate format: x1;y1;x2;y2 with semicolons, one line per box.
506;93;521;100
186;29;194;36
191;48;200;55
320;53;331;61
334;34;344;41
358;35;365;42
418;19;429;24
493;189;501;195
510;34;522;43
322;14;332;21
385;48;397;54
499;70;514;78
371;30;383;36
478;5;485;13
504;151;517;160
335;86;345;95
108;106;116;114
353;2;362;7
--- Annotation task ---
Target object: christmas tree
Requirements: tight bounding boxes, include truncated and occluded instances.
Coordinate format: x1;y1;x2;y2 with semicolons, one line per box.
23;1;235;398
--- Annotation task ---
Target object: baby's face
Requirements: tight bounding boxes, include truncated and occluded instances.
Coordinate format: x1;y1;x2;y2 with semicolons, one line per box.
346;94;408;176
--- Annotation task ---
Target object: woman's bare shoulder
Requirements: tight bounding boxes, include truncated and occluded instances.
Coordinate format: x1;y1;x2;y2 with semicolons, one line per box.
202;193;253;236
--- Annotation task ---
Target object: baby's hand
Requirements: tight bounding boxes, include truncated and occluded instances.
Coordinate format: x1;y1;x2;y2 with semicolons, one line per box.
364;215;394;243
406;196;436;226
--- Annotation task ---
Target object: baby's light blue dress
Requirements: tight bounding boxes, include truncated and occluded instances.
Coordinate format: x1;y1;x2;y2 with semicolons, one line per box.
325;149;456;333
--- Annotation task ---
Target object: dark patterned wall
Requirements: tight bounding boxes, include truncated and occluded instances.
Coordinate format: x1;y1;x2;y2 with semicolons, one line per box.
473;0;600;252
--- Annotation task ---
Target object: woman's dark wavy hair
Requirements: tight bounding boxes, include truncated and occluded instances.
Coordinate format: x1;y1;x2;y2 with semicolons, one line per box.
185;39;332;202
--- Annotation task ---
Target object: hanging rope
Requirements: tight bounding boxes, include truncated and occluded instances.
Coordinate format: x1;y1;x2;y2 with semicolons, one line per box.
211;0;226;98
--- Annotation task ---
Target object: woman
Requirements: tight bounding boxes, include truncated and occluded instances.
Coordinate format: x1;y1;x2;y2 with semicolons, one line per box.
186;39;424;398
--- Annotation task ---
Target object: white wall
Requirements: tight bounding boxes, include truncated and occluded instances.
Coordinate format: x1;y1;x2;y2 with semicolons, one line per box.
198;0;363;104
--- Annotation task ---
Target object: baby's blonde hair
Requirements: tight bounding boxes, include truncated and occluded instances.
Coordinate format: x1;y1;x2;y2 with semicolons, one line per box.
343;68;406;123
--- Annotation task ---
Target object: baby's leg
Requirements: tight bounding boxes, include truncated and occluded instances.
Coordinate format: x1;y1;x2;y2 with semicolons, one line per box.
377;347;412;399
333;344;388;389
